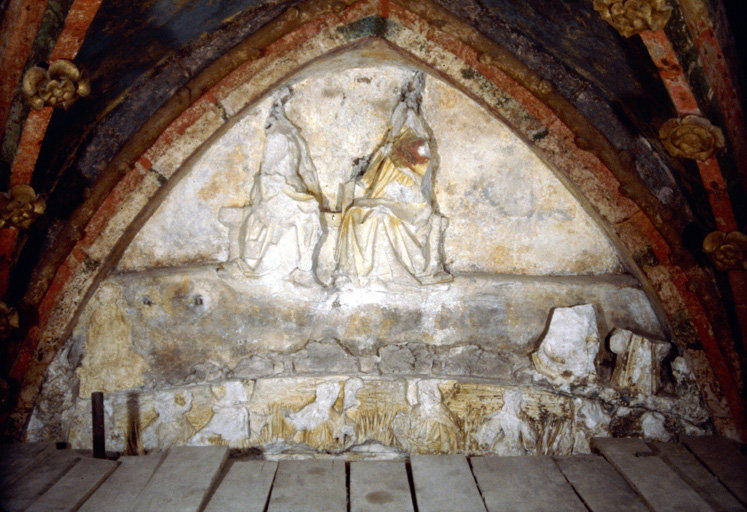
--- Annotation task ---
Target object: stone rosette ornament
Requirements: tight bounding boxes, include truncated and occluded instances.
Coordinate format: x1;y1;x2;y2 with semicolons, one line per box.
593;0;672;37
0;302;19;339
659;115;725;161
22;59;91;110
703;231;747;271
0;185;46;230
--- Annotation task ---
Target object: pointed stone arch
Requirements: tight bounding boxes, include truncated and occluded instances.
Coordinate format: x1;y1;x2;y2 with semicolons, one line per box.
7;0;743;440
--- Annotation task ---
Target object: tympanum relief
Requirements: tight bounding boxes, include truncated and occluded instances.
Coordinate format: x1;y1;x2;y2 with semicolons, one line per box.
220;72;450;288
28;61;711;457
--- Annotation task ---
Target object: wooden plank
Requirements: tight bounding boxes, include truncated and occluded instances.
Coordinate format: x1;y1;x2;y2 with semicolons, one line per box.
78;453;165;512
204;460;277;512
470;456;586;512
130;446;228;512
0;442;55;485
350;461;414;512
0;450;79;512
555;455;648;512
267;460;346;512
651;442;745;512
682;436;747;506
411;455;485;512
26;457;119;512
592;437;714;512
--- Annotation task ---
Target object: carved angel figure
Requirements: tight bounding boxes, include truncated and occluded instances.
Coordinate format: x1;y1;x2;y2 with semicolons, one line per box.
334;72;451;287
238;88;323;284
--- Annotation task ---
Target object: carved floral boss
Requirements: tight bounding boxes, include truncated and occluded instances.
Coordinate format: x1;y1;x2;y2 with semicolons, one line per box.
22;59;90;110
659;115;725;161
703;231;747;272
0;185;46;230
592;0;672;38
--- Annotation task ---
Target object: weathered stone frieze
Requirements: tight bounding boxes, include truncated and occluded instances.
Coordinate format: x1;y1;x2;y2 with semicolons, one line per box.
29;375;708;456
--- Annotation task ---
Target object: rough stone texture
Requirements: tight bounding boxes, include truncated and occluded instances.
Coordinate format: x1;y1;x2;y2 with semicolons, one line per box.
532;304;601;387
53;271;662;394
75;283;147;396
609;328;671;396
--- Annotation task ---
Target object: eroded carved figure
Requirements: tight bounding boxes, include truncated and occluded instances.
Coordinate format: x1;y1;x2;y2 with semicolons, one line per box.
76;283;147;396
532;303;600;386
609;328;670;396
335;72;451;286
223;87;323;285
393;380;459;453
476;388;535;455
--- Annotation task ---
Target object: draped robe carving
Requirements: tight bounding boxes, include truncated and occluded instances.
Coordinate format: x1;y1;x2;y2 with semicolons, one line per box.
335;72;451;286
237;89;323;283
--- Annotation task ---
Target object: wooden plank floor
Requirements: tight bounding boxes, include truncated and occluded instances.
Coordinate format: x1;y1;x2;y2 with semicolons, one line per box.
1;436;746;511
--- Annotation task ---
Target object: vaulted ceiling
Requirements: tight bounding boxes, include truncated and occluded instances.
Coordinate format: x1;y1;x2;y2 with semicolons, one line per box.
1;0;745;441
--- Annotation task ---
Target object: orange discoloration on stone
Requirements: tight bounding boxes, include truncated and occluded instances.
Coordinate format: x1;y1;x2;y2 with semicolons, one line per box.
698;158;737;232
142;93;219;166
640;31;700;114
676;0;747;191
48;0;104;60
36;249;85;328
10;108;54;186
625;211;671;265
0;0;49;132
81;167;147;249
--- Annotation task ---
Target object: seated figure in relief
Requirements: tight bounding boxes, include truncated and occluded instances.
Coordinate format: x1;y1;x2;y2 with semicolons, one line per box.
235;87;323;285
334;71;451;287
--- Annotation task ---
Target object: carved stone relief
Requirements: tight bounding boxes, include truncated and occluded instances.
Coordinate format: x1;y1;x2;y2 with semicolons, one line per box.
531;304;600;387
0;185;46;230
220;88;323;286
392;380;460;453
220;73;450;289
659;115;725;161
703;230;747;271
609;328;670;395
592;0;672;38
120;61;623;276
23;60;90;110
75;283;147;396
27;59;711;456
334;72;451;287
